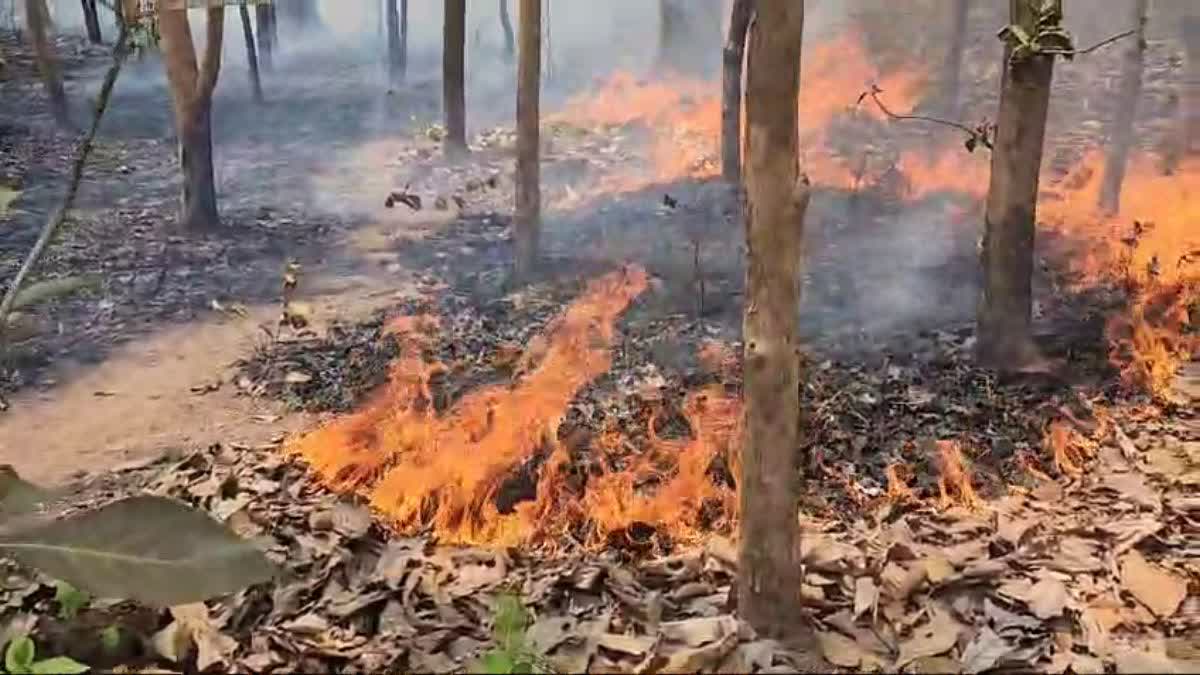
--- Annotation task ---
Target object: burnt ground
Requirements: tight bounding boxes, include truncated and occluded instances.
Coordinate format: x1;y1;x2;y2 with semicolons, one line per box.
0;16;1197;674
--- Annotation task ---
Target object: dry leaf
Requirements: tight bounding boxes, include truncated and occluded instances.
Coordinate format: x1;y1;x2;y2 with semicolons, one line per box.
881;561;924;601
658;616;736;647
1120;550;1187;618
960;627;1017;674
1103;473;1160;511
1113;646;1189;674
653;630;739;674
817;630;869;668
897;608;963;667
1070;654;1106;674
1028;577;1069;619
595;633;655;655
922;556;956;584
853;576;878;619
152;604;237;672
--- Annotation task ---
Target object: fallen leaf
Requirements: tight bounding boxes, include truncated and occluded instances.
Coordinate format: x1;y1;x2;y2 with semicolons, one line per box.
1103;473;1160;511
330;502;372;539
0;186;21;218
817;630;869;668
1120;550;1187;618
922;556;956;585
658;615;736;647
897;608;963;668
284;370;313;384
960;627;1017;674
595;633;655;655
880;562;925;601
152;604;237;672
1114;646;1190;674
1028;577;1069;619
1071;654;1106;674
653;630;739;674
853;576;878;619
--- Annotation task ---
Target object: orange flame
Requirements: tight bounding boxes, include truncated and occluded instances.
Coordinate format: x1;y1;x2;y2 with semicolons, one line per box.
934;440;981;510
1042;420;1097;476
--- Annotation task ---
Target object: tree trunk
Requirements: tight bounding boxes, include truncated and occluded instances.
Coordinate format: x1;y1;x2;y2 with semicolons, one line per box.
239;4;263;103
940;0;970;119
81;0;102;44
400;0;408;79
1184;15;1200;156
514;0;540;282
119;0;137;27
499;0;515;62
1098;0;1147;214
386;0;402;82
159;5;224;231
721;0;754;183
255;3;273;71
24;0;70;128
443;0;467;158
657;0;722;78
739;0;813;644
977;0;1057;369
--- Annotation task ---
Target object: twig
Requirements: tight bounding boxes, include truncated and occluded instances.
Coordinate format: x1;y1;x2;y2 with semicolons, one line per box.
859;85;994;151
1042;29;1135;57
0;22;130;340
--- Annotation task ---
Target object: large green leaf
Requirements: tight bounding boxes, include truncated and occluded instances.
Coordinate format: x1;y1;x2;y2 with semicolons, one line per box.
0;496;277;606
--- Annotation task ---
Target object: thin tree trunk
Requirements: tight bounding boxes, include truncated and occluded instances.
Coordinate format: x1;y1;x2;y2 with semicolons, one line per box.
1184;15;1200;156
721;0;753;183
269;3;278;47
24;0;70;128
255;3;273;70
386;0;401;82
239;4;263;103
120;0;137;27
159;4;224;231
1099;0;1148;214
81;0;102;44
499;0;514;62
977;0;1057;369
739;0;813;644
940;0;970;119
514;0;540;282
443;0;467;158
400;0;408;79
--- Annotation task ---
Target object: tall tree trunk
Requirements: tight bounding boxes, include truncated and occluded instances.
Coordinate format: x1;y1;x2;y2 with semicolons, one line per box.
514;0;540;282
1099;0;1148;214
400;0;408;79
739;0;813;643
940;0;970;119
499;0;515;62
239;3;263;103
81;0;102;44
24;0;70;128
443;0;467;158
255;3;273;71
120;0;138;27
977;0;1058;369
159;4;224;231
657;0;722;78
386;0;402;82
1184;15;1200;157
721;0;754;183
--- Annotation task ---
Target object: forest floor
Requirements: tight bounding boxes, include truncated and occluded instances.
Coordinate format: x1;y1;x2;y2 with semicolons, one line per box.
0;27;1198;675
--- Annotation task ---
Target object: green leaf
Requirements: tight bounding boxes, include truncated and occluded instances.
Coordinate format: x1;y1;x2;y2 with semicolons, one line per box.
0;467;51;520
98;626;120;653
5;636;35;673
0;186;20;219
480;651;515;675
0;496;278;606
30;656;89;674
11;277;99;312
54;581;90;620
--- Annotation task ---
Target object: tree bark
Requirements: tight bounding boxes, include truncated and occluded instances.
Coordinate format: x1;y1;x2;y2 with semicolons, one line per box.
81;0;103;44
159;4;224;231
1099;0;1148;214
24;0;70;128
255;3;273;71
443;0;468;158
239;4;263;103
739;0;813;644
499;0;515;63
1184;15;1200;156
940;0;970;119
977;0;1057;369
514;0;540;282
721;0;754;183
657;0;722;78
386;0;402;82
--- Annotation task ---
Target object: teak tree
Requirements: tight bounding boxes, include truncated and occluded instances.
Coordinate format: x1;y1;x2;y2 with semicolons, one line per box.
239;3;264;103
514;0;540;282
721;0;754;184
977;0;1063;369
940;0;971;119
499;0;515;62
159;3;225;231
81;0;103;44
24;0;70;128
739;0;813;643
255;3;274;71
386;0;403;82
443;0;468;158
1099;0;1148;214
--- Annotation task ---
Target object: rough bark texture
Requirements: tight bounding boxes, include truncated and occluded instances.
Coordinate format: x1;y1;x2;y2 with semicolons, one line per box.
514;0;541;282
160;6;224;231
1099;0;1147;214
443;0;467;158
739;0;812;644
387;0;402;82
255;3;273;71
1184;15;1200;156
24;0;70;128
940;0;970;119
81;0;102;44
721;0;754;184
240;4;263;103
977;0;1057;368
657;0;722;78
499;0;515;62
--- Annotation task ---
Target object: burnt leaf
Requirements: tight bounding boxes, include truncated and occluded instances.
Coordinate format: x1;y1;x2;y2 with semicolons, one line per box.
0;496;277;606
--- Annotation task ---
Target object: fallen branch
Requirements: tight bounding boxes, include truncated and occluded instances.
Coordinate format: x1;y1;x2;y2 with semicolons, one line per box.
1039;29;1136;58
857;85;995;152
0;22;130;341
